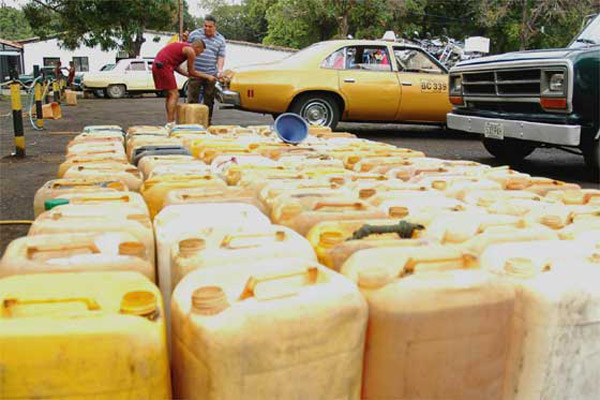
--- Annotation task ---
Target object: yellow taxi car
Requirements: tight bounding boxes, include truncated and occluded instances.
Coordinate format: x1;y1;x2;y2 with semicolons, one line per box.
218;40;452;129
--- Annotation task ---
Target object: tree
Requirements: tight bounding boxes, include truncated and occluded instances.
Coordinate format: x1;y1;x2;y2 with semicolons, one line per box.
23;0;178;58
0;6;34;40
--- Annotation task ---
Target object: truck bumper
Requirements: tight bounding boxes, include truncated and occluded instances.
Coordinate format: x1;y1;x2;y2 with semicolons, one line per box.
215;83;241;107
447;112;581;146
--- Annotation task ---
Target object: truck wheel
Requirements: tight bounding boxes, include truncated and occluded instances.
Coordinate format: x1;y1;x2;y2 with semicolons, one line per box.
583;140;599;178
482;138;537;164
106;84;126;99
290;93;340;129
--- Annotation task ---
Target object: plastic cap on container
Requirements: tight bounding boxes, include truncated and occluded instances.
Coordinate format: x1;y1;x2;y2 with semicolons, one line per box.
432;180;447;190
358;266;393;289
274;113;309;144
359;188;376;200
44;198;69;211
389;206;409;218
119;242;146;258
120;291;157;317
319;231;345;247
179;238;206;256
192;286;229;315
540;215;564;229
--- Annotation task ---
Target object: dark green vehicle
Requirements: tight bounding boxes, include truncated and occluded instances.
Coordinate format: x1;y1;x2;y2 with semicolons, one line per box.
447;14;600;174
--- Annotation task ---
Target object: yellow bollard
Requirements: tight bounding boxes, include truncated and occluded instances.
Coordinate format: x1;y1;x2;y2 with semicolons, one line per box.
34;81;44;128
10;82;25;157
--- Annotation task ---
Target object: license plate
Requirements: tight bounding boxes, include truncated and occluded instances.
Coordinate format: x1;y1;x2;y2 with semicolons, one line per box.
483;122;504;140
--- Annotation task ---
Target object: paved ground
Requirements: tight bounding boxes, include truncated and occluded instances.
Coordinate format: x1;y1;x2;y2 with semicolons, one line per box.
0;95;597;255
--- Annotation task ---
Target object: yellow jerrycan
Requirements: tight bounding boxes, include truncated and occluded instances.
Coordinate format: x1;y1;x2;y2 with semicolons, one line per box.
137;154;198;179
58;155;129;177
559;218;600;239
0;232;154;281
68;134;123;148
62;162;143;191
65;147;126;160
487;198;571;229
462;189;543;208
272;197;388;236
237;171;308;193
141;174;227;219
307;219;429;271
0;272;170;399
164;186;268;215
42;191;149;215
171;225;316;291
259;179;345;214
377;195;471;219
171;258;367;400
66;141;124;156
33;178;128;217
126;125;168;135
482;256;600;400
154;203;271;349
210;154;279;177
127;137;182;162
224;164;290;185
146;163;210;179
176;103;209;126
460;224;559;256
341;262;515;400
546;188;600;205
519;177;581;195
207;124;240;134
425;213;529;244
353;156;416;174
29;204;154;269
83;124;123;133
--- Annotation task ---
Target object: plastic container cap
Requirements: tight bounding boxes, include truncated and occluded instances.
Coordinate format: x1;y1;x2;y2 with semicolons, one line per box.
44;198;70;211
274;113;309;144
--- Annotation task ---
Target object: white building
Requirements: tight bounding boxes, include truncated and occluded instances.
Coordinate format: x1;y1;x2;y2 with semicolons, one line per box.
16;30;295;74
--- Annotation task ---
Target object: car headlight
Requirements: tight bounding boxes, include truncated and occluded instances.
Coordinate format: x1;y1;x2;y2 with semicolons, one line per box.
449;75;462;95
549;73;564;91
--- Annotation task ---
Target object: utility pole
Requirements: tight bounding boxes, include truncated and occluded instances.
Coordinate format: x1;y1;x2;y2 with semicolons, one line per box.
179;0;184;41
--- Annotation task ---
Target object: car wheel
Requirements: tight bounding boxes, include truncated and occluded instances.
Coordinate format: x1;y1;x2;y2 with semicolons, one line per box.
482;138;537;164
106;84;126;99
290;94;340;129
583;139;599;179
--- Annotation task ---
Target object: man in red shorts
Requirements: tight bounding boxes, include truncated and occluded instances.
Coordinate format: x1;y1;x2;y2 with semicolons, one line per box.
152;39;216;127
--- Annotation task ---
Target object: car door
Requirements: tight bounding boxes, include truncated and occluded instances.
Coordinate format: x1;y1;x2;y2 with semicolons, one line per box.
123;61;149;90
393;47;452;123
336;45;401;121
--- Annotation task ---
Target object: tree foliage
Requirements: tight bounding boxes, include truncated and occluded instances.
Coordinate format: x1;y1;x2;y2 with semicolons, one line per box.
23;0;179;57
0;6;34;40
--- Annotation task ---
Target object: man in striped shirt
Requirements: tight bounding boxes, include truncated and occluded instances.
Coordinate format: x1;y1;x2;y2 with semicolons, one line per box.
187;15;226;124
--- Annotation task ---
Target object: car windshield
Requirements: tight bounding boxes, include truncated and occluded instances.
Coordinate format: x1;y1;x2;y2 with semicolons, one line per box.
569;14;600;48
277;42;331;66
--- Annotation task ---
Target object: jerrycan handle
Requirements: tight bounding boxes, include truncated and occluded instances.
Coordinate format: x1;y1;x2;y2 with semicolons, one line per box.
27;242;100;259
51;181;97;189
76;195;130;203
182;190;226;200
239;267;319;300
476;219;527;233
2;297;100;317
403;253;478;275
313;201;366;211
221;231;286;249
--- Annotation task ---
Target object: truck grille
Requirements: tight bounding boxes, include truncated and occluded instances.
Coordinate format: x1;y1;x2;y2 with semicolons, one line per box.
463;68;541;97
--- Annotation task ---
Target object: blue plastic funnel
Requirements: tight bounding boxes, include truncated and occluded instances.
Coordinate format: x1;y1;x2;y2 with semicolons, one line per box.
274;113;309;144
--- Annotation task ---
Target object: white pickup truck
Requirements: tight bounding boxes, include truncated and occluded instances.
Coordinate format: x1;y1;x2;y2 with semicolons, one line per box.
82;58;188;98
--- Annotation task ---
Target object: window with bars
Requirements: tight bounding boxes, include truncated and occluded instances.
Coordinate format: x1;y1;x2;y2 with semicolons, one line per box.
72;56;89;72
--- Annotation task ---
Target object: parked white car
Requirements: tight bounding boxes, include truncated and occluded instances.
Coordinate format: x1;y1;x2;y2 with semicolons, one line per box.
82;58;188;98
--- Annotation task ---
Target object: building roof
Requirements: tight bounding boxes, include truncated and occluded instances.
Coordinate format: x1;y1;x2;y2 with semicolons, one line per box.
16;30;297;53
0;38;23;49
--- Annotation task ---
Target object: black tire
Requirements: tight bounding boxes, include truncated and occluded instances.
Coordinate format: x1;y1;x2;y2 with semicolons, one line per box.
583;139;599;179
156;90;166;98
289;93;340;129
482;138;537;164
106;84;126;99
92;89;105;98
